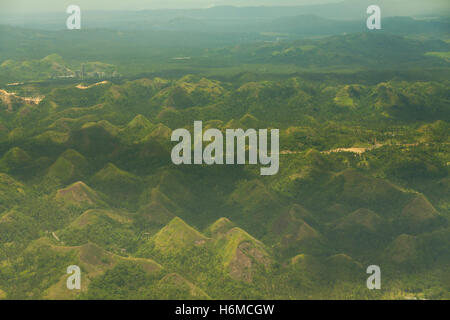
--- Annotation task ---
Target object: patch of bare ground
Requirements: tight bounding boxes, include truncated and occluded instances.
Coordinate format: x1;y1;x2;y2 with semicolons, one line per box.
0;89;44;111
228;241;271;283
76;81;109;90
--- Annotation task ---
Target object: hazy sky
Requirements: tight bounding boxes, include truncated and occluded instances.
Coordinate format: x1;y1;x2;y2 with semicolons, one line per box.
2;0;342;13
1;0;448;14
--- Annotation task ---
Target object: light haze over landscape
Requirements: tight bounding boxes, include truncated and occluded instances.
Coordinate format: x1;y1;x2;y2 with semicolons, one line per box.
1;0;449;16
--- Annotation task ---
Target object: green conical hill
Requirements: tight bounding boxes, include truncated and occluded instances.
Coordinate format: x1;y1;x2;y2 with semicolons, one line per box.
152;217;209;253
47;149;89;184
55;181;105;209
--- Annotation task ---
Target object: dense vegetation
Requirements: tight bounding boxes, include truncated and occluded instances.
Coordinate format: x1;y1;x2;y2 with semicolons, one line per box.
0;8;448;300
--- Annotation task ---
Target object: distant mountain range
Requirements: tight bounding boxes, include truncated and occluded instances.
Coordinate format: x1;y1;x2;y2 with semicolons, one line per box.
0;2;448;33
